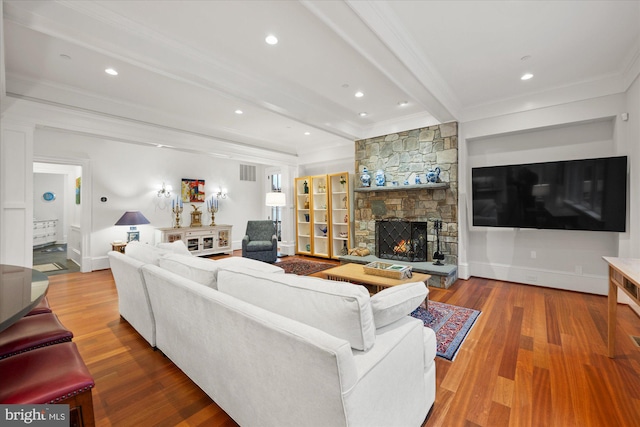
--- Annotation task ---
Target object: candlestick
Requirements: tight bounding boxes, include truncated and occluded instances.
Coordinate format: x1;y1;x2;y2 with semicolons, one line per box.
208;203;218;226
172;203;183;228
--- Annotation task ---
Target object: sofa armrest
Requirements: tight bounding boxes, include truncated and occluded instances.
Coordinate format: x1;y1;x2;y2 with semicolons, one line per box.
370;282;427;328
107;251;156;346
242;235;250;250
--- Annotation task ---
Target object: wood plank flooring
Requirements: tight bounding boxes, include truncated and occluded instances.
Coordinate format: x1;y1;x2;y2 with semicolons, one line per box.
44;256;640;426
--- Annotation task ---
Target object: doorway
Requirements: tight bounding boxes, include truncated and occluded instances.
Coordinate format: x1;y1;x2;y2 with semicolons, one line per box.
268;172;283;241
33;159;90;273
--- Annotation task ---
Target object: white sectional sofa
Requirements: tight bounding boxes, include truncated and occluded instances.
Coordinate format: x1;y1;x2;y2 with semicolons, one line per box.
109;242;437;426
107;241;283;346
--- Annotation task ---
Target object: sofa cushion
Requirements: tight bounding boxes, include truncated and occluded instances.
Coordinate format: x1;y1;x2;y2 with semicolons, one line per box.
156;240;191;256
216;269;376;351
246;241;273;251
370;282;428;328
125;241;170;266
158;254;220;288
215;257;284;274
158;254;285;290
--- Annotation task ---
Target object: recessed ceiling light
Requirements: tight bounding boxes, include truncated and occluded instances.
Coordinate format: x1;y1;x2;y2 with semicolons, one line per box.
342;83;350;88
265;34;278;45
355;91;364;98
304;132;311;136
521;55;532;61
521;73;534;81
59;54;71;60
105;68;118;76
398;101;408;106
235;109;243;115
359;112;368;117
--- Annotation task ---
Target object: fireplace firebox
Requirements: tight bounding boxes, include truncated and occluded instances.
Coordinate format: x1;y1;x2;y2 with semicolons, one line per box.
375;220;428;262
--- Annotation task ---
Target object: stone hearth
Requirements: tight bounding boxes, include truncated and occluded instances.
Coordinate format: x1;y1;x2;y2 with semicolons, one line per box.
352;122;458;288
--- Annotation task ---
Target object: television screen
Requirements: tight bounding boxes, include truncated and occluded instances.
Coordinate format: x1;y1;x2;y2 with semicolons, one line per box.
472;156;627;232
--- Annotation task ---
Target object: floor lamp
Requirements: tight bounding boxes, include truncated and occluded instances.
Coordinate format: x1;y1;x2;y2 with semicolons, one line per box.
266;192;287;257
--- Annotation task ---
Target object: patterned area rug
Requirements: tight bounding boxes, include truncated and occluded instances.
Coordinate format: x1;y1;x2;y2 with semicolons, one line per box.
411;301;481;361
33;262;67;273
276;258;336;276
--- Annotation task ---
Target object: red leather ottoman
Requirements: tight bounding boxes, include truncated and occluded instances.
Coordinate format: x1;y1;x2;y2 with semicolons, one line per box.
0;342;95;427
25;296;52;316
0;312;73;359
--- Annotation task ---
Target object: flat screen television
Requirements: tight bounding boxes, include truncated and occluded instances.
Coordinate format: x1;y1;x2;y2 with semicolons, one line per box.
472;156;627;232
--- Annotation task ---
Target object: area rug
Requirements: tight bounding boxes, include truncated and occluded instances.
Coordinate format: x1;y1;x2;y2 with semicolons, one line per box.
40;245;65;253
411;301;481;361
33;262;67;273
276;258;336;276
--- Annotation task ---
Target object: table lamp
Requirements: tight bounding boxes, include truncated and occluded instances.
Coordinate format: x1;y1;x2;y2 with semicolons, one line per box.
115;211;150;242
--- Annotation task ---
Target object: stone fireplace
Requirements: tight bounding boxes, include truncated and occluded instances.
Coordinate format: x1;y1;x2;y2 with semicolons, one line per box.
352;122;459;288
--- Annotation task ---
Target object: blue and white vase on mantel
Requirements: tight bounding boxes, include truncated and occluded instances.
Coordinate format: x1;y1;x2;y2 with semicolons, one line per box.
375;169;385;186
360;167;371;187
426;166;441;183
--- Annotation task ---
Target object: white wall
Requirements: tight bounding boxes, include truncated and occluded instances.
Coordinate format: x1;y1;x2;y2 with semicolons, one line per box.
300;158;355;178
33;128;265;270
459;92;635;296
622;75;640;259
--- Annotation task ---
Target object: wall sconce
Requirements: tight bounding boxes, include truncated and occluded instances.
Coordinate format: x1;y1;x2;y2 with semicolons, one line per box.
157;182;172;198
216;188;228;199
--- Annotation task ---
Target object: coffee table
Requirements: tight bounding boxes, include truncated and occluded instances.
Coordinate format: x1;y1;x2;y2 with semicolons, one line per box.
320;263;430;306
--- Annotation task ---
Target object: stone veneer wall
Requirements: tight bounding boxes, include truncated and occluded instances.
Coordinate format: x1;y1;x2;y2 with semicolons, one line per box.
354;122;458;266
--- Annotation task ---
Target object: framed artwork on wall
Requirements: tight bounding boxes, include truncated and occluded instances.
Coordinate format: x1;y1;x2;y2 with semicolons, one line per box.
75;177;81;204
127;231;140;242
181;179;205;203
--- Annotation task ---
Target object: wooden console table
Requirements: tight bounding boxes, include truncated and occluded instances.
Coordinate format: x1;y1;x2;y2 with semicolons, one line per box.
603;257;640;358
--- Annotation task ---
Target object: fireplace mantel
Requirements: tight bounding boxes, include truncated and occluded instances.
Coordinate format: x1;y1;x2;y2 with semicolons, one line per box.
354;183;449;193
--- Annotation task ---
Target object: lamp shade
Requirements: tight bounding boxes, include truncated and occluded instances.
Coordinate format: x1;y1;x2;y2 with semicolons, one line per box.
265;192;286;207
114;211;150;226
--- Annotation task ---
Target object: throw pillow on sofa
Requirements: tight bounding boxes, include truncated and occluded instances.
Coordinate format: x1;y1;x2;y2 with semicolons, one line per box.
159;254;220;288
216;269;376;351
370;282;428;328
156;240;191;256
125;241;170;266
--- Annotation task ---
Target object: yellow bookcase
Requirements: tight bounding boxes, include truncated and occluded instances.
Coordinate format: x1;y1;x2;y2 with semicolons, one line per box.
295;173;350;259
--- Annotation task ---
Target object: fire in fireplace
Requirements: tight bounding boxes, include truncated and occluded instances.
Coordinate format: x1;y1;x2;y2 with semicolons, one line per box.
376;220;428;262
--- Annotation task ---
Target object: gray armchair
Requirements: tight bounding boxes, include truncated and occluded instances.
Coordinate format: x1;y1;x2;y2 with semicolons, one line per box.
242;220;278;263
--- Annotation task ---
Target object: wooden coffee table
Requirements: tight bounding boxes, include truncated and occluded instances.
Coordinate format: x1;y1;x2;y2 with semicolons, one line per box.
320;263;431;305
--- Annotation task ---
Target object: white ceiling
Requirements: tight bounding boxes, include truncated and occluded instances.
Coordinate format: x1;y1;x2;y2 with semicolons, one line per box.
2;0;639;163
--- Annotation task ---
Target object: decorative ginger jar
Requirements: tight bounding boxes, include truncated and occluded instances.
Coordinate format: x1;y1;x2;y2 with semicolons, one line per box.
360;167;371;187
375;169;385;186
426;166;441;183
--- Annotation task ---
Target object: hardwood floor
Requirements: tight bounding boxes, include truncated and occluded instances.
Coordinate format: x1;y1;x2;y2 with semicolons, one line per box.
45;255;640;426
